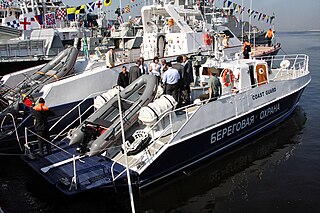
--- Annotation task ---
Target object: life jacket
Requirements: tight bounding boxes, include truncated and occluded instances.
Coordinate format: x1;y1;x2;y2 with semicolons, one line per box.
33;103;49;111
242;41;251;53
267;29;273;38
23;98;33;107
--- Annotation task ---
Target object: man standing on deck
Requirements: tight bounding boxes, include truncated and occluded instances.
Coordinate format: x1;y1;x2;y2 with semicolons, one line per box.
32;98;55;156
117;66;130;88
105;46;117;68
182;55;194;105
198;69;222;101
129;60;142;83
242;39;252;59
265;28;274;47
162;61;180;101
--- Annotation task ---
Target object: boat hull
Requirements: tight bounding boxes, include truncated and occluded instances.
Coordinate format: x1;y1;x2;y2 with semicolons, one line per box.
139;87;305;188
21;83;308;195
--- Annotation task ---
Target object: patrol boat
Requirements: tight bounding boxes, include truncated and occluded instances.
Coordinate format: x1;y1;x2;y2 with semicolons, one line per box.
22;51;310;194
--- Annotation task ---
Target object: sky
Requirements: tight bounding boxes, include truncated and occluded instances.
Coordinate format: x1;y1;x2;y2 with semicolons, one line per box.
62;0;320;31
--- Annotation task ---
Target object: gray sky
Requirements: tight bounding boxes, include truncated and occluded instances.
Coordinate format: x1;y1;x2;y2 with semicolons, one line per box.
62;0;320;31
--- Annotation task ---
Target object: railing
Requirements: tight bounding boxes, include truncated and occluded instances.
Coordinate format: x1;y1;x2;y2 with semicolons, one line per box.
24;127;80;191
0;112;23;151
111;103;201;181
256;54;309;73
48;90;111;142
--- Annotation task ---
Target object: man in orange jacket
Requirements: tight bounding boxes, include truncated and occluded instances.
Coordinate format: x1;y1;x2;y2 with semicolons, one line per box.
242;40;252;59
265;28;274;47
32;98;55;156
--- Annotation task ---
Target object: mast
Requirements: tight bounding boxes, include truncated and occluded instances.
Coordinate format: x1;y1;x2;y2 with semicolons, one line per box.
241;0;243;42
248;0;252;42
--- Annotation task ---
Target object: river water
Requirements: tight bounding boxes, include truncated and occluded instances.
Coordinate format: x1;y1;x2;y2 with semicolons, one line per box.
0;31;319;212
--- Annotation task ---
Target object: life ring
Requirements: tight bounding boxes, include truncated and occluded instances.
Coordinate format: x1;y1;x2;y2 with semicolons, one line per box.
204;33;213;45
221;68;235;87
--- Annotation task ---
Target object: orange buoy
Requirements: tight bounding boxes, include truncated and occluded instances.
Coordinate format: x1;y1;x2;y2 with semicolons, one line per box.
221;68;235;87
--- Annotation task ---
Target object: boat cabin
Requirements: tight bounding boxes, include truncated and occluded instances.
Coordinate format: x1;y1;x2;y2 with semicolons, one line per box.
192;57;269;98
141;0;241;60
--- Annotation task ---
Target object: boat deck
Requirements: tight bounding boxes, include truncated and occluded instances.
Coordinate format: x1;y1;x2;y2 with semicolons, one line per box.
21;141;125;195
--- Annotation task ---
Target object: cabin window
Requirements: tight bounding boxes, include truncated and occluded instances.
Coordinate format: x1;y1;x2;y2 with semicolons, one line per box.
223;30;234;38
249;65;256;88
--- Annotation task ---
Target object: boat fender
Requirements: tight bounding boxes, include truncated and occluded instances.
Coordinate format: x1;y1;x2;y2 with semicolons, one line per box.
94;86;123;109
138;95;177;126
146;105;159;121
162;95;175;109
221;68;235;87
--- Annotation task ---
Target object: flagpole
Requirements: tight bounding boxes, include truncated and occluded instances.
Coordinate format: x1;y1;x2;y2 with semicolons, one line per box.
120;0;125;54
117;90;136;213
248;0;252;42
241;0;243;43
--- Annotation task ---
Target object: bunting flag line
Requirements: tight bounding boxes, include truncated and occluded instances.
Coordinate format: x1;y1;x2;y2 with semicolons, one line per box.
75;5;86;14
223;0;227;7
125;4;130;13
6;19;20;29
19;17;32;30
233;2;237;10
227;0;232;8
95;0;102;9
45;12;55;27
56;8;66;20
67;7;76;20
225;0;275;24
133;16;142;25
87;2;95;13
104;0;112;7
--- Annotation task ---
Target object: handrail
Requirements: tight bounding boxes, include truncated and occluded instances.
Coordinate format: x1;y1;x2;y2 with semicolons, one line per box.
24;127;80;191
49;89;110;132
0;112;23;151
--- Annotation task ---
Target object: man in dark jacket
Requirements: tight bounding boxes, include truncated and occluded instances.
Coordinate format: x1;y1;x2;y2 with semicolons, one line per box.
172;55;185;106
182;55;194;104
117;66;130;88
129;60;141;83
32;98;55;156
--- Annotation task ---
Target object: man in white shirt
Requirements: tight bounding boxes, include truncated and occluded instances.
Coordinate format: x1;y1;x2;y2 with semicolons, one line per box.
105;47;117;68
162;61;180;101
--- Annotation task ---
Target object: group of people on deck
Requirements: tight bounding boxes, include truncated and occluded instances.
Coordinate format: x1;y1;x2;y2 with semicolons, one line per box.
115;55;195;106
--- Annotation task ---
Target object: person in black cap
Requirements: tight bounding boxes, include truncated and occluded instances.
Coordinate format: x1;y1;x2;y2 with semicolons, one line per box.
32;98;55;156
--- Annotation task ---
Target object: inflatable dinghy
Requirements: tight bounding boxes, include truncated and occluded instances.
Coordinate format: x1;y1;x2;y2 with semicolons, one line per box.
0;46;78;113
69;74;159;157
